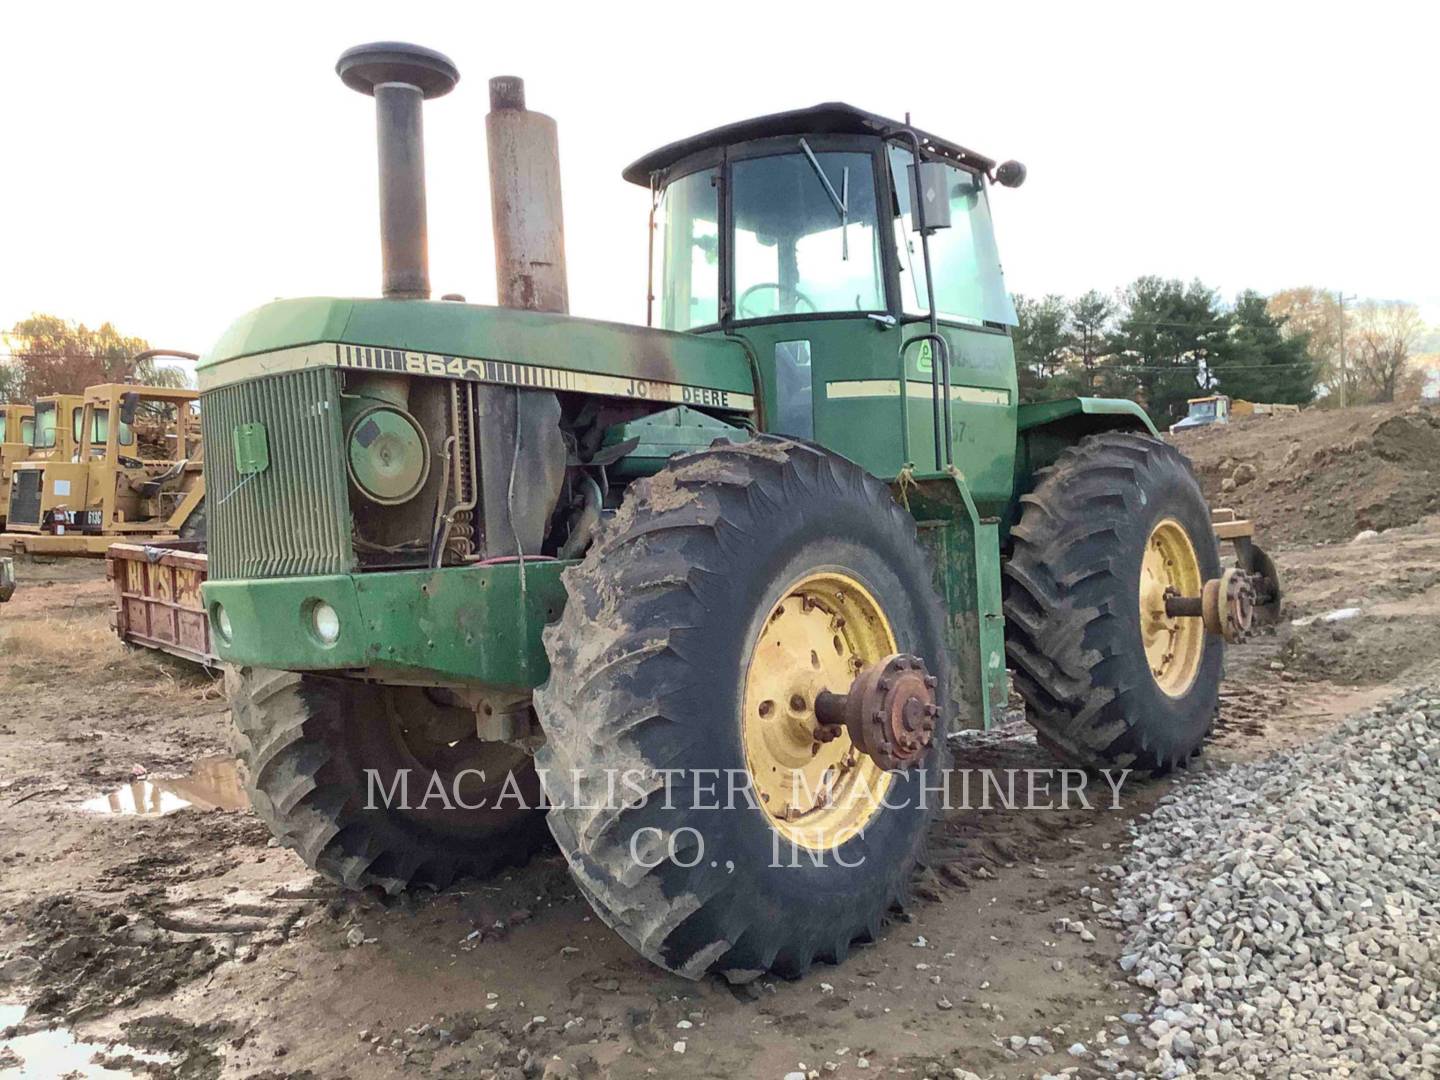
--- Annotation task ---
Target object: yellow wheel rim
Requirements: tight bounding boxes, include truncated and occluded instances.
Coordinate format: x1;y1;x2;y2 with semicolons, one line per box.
741;571;895;851
1139;518;1205;696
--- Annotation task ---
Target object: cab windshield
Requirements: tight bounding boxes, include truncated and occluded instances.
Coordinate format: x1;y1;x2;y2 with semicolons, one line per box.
72;406;134;446
1188;401;1217;419
730;149;883;321
653;139;1012;329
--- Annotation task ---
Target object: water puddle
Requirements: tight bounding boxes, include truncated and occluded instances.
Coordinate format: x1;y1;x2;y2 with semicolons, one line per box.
0;1003;170;1077
79;756;248;817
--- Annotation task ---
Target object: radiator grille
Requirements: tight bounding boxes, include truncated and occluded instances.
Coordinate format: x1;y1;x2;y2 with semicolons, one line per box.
203;369;354;580
8;470;41;527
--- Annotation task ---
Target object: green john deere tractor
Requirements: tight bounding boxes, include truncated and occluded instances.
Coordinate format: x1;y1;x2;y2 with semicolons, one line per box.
199;43;1271;979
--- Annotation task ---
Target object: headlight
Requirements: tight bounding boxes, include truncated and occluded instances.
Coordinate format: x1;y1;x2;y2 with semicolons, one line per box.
310;600;341;645
212;604;233;643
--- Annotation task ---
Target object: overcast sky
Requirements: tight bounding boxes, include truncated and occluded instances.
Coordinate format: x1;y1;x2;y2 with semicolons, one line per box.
2;1;1435;355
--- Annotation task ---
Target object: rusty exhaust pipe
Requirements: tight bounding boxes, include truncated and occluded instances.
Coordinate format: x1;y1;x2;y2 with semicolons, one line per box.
337;42;459;299
475;74;569;561
486;76;569;313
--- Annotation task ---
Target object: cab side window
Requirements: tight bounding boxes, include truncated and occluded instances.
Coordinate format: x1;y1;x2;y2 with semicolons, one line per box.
34;406;56;448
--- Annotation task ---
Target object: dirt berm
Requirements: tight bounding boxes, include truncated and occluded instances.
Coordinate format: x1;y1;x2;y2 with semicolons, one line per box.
1170;402;1440;544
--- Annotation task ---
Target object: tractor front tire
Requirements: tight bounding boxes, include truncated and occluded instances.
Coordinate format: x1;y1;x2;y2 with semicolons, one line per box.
1003;431;1223;772
535;438;952;979
229;668;549;893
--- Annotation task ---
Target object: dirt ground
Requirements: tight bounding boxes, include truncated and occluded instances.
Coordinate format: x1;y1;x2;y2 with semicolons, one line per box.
3;413;1440;1079
1171;401;1440;545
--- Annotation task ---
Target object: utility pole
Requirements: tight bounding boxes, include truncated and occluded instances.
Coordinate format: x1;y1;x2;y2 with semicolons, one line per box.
1337;291;1355;408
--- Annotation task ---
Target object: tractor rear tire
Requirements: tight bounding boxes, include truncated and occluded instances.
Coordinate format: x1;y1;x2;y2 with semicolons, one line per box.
534;437;952;980
229;667;549;893
1003;431;1222;772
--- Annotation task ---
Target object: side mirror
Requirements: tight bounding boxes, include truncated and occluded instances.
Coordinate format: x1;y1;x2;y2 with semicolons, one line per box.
907;161;952;233
995;160;1027;188
119;392;140;428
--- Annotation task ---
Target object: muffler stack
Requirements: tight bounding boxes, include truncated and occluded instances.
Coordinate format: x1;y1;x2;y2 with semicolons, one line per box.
336;42;459;299
486;76;569;314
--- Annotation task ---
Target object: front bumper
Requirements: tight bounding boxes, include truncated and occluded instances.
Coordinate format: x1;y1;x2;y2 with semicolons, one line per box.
201;561;572;689
0;533;142;557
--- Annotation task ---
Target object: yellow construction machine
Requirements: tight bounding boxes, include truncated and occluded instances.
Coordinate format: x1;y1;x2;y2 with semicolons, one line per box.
1;382;204;556
1171;394;1301;432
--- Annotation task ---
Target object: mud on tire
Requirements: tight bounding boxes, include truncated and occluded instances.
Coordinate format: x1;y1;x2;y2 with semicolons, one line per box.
229;667;549;894
534;437;952;980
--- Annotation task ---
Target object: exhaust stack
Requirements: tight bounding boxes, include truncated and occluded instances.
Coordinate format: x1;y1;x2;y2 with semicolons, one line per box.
337;42;459;299
486;77;569;313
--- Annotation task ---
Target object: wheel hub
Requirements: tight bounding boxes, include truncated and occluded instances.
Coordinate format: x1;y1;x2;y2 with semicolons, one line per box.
1201;568;1256;643
1163;567;1258;644
740;572;901;850
814;654;939;771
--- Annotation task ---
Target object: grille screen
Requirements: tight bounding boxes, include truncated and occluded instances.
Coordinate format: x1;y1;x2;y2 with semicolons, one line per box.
8;470;41;527
202;369;354;580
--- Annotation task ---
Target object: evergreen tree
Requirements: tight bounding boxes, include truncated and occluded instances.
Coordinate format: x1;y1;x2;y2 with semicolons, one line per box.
1105;277;1226;423
1012;294;1073;401
1213;291;1316;404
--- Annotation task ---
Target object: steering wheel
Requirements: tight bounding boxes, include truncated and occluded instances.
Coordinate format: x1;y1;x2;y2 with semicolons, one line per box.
737;282;817;320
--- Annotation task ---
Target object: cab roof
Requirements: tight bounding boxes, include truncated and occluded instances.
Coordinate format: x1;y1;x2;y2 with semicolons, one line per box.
622;102;997;186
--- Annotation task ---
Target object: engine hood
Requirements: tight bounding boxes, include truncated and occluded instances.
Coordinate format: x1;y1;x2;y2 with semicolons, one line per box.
199;298;755;413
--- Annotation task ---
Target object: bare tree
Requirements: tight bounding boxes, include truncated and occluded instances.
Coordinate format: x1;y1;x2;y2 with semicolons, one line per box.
1266;287;1351;395
1351;301;1423;403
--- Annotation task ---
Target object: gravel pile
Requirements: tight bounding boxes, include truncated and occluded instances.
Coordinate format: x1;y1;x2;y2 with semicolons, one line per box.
1105;688;1440;1078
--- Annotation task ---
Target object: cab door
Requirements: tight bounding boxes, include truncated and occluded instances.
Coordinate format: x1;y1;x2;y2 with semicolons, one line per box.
718;138;912;480
885;145;1020;515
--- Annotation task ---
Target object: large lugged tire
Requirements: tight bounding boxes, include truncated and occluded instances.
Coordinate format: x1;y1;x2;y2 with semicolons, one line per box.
534;437;952;980
1003;431;1222;771
229;668;549;893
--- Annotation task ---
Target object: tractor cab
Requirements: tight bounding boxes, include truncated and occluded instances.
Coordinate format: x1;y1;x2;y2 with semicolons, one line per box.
626;104;1025;505
24;393;85;461
0;403;36;530
0;404;34;451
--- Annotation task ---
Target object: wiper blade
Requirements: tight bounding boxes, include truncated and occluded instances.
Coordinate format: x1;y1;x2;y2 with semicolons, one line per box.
798;138;849;260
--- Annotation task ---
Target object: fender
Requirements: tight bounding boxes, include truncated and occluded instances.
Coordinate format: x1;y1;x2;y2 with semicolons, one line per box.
1008;397;1159;539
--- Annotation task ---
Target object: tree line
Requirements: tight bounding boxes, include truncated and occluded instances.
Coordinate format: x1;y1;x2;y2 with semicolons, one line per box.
1012;279;1433;423
0;314;193;402
3;300;1431;425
